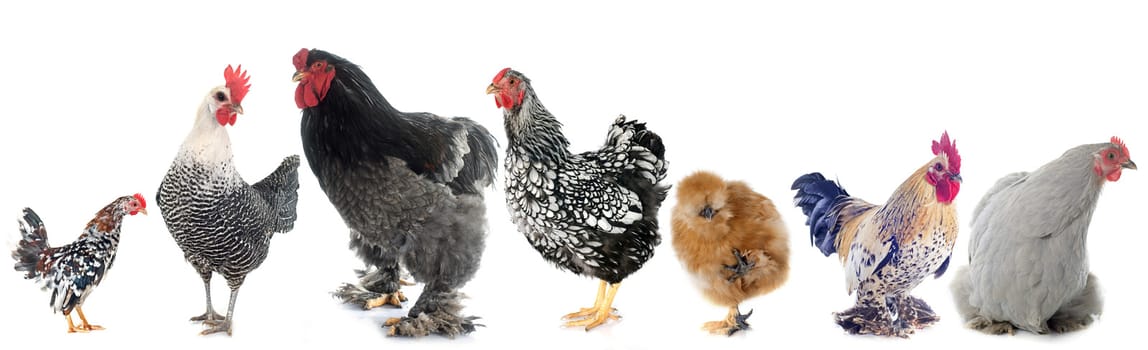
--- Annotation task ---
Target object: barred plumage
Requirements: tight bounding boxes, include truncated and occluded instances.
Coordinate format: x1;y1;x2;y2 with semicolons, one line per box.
490;68;669;330
157;72;300;336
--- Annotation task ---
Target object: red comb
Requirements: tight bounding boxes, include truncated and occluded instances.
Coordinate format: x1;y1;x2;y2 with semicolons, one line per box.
294;48;310;71
1112;136;1129;157
493;67;511;83
132;193;147;209
931;131;961;173
225;65;251;105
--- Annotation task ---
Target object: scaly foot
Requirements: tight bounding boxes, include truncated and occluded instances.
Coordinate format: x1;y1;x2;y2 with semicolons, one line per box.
200;319;233;336
724;248;757;283
190;310;226;323
364;291;407;309
702;307;753;336
562;307;620;330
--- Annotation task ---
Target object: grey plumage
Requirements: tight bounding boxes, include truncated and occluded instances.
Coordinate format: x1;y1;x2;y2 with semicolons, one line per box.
294;49;498;337
157;83;301;336
951;140;1133;334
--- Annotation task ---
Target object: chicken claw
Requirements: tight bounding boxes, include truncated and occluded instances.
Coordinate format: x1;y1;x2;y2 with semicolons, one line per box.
702;306;753;336
724;248;757;282
834;305;910;338
562;280;622;331
364;291;407;310
895;295;939;329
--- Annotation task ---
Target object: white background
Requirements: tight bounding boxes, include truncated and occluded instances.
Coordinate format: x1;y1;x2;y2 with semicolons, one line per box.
1;1;1144;349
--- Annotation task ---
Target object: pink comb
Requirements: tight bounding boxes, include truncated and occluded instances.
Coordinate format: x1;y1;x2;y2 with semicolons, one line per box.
931;131;961;173
1112;136;1129;157
225;65;251;105
294;48;310;71
493;67;511;83
132;193;147;209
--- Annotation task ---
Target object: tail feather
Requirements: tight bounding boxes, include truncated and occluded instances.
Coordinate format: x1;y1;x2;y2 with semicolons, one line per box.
609;115;668;187
253;155;301;233
13;208;50;280
791;172;852;257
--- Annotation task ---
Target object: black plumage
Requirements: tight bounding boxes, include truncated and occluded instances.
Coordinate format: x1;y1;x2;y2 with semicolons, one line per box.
293;48;498;337
489;68;669;330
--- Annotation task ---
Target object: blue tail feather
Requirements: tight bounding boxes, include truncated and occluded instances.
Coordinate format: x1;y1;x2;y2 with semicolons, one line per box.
791;172;850;257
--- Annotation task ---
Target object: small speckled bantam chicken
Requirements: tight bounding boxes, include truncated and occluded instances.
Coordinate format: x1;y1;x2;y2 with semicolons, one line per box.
951;137;1135;335
671;171;790;336
12;194;147;333
488;68;669;331
791;131;962;337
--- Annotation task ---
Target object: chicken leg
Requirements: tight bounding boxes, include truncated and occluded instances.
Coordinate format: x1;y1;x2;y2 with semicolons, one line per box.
703;306;753;336
64;312;79;333
562;280;621;331
190;272;225;323
201;287;239;336
74;306;104;332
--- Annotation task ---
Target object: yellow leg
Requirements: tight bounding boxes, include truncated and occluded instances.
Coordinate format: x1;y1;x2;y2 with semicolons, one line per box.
562;280;608;320
65;312;79;333
702;306;739;333
563;281;622;331
364;290;407;309
75;306;104;331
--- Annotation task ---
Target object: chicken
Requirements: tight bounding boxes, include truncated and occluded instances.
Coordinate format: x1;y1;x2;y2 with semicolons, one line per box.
790;131;962;337
157;65;301;336
950;137;1135;335
11;194;147;333
487;68;669;331
292;48;498;337
671;171;789;336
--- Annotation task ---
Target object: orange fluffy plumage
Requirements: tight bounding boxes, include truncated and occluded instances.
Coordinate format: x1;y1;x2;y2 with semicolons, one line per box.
671;171;790;336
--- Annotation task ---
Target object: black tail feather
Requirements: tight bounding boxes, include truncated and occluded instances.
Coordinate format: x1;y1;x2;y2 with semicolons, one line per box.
253;155;301;233
13;208;49;280
791;172;849;257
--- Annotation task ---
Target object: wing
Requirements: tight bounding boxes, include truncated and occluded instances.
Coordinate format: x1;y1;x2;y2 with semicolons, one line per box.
836;199;885;294
403;113;499;195
968;171;1028;261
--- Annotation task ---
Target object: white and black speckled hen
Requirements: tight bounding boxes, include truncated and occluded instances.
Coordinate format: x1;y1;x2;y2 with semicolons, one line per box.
487;68;669;331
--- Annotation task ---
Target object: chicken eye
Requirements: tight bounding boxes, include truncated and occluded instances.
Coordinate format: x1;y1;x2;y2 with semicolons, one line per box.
1108;152;1116;159
934;163;943;171
214;92;227;102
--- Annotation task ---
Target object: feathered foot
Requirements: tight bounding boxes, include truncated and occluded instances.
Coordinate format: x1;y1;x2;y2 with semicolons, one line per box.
384;292;481;338
895;295;939;329
702;306;753;336
562;280;622;331
966;315;1017;335
724;249;757;283
834;305;910;338
333;283;407;310
1046;273;1102;334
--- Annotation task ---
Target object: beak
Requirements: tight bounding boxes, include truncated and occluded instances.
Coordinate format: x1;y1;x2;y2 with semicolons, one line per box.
137;208;148;216
232;104;244;115
1123;159;1137;170
486;84;498;95
699;206;715;220
292;71;307;82
950;173;963;182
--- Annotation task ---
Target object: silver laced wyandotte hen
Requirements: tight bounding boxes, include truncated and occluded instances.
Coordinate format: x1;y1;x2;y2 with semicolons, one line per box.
157;65;301;336
951;137;1135;335
292;48;498;338
487;68;669;331
12;194;146;333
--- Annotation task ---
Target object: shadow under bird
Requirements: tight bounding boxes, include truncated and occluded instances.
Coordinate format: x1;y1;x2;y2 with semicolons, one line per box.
12;194;147;333
488;68;669;331
791;131;962;337
157;65;301;336
292;48;498;337
951;136;1135;335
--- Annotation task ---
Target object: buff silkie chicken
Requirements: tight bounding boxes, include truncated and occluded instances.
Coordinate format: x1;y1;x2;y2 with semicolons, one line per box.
791;131;962;337
671;171;790;336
